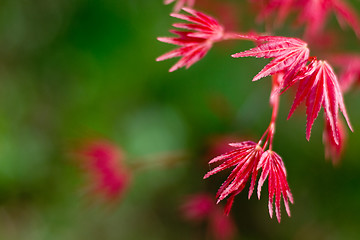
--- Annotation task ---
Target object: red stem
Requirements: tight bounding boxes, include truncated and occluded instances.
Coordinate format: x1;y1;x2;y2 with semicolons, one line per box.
258;74;281;151
222;32;257;41
268;74;281;150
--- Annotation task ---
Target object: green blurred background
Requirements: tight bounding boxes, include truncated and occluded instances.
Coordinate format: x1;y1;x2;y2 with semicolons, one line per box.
0;0;360;239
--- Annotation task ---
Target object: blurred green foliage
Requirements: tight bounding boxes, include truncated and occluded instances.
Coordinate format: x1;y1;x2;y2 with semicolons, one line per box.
0;0;359;239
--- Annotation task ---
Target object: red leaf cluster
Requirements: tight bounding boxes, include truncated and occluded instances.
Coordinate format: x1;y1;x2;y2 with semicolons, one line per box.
204;141;293;222
233;36;352;143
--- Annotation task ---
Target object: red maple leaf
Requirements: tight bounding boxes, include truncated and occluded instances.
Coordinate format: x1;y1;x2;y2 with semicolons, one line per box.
203;141;263;215
288;59;353;144
76;140;131;202
297;0;360;38
231;36;310;88
157;8;225;72
257;150;293;223
332;0;360;37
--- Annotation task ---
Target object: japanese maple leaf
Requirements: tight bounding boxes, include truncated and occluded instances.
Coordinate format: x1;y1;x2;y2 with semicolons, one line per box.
203;141;263;215
257;150;293;223
231;36;310;89
297;0;360;38
332;0;360;37
288;59;353;144
77;140;131;202
157;8;224;72
164;0;195;13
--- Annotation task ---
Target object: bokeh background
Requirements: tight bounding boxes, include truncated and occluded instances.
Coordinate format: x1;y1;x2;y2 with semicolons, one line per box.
0;0;360;239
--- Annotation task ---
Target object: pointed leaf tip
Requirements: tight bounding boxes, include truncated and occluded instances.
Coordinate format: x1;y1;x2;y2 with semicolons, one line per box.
181;7;192;12
252;76;261;81
306;130;311;142
268;201;273;219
